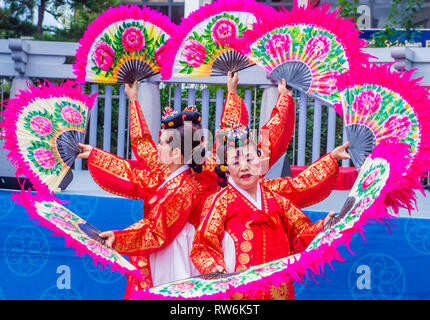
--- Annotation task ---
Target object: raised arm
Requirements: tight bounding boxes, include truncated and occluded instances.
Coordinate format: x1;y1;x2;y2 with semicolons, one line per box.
126;82;170;176
258;79;295;169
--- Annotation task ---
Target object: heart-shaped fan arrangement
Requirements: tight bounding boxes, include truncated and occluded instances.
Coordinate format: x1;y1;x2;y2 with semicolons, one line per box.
1;0;429;299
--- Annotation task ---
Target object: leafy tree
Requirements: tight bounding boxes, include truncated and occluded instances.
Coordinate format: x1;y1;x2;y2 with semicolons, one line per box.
0;8;37;38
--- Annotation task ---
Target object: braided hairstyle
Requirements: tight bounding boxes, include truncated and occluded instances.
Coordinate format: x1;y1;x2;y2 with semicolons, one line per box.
214;125;261;187
160;106;206;173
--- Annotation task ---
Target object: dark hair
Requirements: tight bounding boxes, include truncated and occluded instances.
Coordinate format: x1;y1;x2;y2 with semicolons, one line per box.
163;121;206;174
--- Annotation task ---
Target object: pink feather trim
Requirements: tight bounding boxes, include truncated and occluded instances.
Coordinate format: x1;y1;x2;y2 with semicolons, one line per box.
233;2;371;70
337;63;430;214
10;189;143;281
74;4;177;83
0;80;97;195
159;0;277;80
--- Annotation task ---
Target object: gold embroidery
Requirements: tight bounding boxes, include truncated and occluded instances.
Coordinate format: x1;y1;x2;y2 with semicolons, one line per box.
243;229;254;241
221;93;244;126
236;265;247;271
240;241;252;253
238;253;250;265
138;258;147;268
270;282;290;300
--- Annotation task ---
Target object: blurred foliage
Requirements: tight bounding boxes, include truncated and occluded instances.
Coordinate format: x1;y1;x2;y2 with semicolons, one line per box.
1;0;121;40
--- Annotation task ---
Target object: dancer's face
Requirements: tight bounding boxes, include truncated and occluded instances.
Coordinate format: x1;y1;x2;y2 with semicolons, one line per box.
157;129;182;166
226;144;262;191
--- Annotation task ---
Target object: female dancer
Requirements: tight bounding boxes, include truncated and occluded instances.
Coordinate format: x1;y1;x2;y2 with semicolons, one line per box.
190;125;350;300
77;74;325;298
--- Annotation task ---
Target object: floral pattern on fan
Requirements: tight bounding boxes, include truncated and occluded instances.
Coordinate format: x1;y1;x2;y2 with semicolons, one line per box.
341;84;420;161
74;5;176;84
88;20;168;83
54;101;87;129
27;141;64;175
306;157;390;252
249;24;348;104
11;191;142;280
177;12;254;76
24;110;58;140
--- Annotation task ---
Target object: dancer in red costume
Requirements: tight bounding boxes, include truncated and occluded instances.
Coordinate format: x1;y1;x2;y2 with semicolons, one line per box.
191;125;350;300
76;73;322;298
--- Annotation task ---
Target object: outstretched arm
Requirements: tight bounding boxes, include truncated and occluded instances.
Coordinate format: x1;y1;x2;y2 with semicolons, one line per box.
79;144;165;199
261;143;350;208
101;181;196;256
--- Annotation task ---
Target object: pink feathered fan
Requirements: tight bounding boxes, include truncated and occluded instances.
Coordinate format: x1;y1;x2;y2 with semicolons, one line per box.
74;5;176;84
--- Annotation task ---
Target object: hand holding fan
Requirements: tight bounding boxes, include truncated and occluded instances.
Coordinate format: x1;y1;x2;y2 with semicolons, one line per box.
11;190;142;280
1;80;97;194
130;144;406;300
337;63;430;212
74;5;176;84
160;0;277;79
238;2;370;106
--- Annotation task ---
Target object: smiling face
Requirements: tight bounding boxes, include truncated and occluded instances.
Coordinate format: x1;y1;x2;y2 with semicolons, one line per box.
225;143;262;191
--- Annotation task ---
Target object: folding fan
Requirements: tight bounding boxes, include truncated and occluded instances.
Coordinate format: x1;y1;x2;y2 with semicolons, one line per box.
238;2;370;106
129;143;411;300
160;0;277;79
337;63;430;177
1;80;97;194
11;190;142;280
74;5;176;84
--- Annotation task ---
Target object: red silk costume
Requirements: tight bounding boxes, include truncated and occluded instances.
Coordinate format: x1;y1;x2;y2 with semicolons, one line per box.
190;153;339;300
86;91;296;298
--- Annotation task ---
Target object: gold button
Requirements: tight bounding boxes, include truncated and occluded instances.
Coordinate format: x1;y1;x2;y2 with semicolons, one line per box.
243;229;254;241
236;265;247;271
148;196;157;205
238;253;250;264
168;121;174;127
138;258;147;268
240;241;252;253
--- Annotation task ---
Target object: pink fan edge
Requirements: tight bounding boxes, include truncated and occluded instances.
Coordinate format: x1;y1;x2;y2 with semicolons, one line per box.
131;143;410;300
159;0;278;80
0;80;97;195
10;189;143;281
73;4;177;84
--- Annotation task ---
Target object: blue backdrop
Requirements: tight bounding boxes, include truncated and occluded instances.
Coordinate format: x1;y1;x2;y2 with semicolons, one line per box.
0;189;429;300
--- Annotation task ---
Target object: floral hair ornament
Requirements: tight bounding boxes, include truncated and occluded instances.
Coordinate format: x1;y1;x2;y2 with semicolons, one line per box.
160;105;202;129
74;4;176;84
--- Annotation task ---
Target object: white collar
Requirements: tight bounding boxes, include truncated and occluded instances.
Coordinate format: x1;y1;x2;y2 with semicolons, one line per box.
228;176;262;210
157;165;190;191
